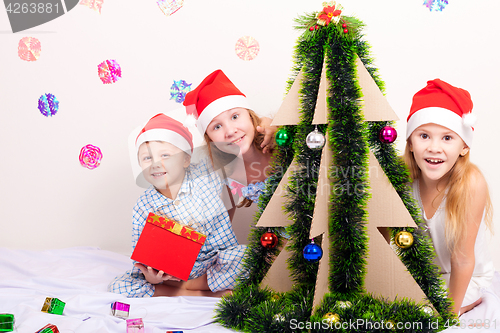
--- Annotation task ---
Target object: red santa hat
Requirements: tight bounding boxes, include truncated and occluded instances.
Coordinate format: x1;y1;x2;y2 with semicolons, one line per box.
406;78;475;147
136;113;193;155
183;69;251;134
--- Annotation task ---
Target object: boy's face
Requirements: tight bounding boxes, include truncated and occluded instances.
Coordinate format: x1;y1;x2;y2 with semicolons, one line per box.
138;141;190;191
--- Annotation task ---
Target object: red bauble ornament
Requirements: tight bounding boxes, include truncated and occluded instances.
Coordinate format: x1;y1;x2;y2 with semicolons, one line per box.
309;26;314;31
342;23;347;28
315;25;319;30
379;126;398;143
260;231;278;248
343;29;348;33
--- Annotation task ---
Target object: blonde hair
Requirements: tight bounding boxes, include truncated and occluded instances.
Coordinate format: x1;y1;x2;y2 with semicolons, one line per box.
204;109;269;208
404;141;493;253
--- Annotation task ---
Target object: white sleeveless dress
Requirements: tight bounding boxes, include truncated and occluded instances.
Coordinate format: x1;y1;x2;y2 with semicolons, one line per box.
411;180;495;307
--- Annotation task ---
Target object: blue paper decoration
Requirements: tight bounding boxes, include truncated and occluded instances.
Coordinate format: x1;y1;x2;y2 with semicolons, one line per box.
170;79;192;103
38;93;59;117
423;0;449;12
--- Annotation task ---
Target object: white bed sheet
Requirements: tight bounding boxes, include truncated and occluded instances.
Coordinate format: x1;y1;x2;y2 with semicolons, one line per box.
3;246;500;332
0;247;238;333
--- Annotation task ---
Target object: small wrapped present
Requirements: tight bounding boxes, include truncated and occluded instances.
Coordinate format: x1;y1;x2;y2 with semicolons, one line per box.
126;318;144;333
111;301;130;318
0;314;14;332
131;213;207;281
41;297;65;315
35;323;59;333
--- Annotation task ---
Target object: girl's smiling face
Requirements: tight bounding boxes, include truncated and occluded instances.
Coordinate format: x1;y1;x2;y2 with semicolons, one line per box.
205;107;255;155
409;123;469;183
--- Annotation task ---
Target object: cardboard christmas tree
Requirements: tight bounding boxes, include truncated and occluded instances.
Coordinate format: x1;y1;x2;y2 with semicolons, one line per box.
216;3;454;332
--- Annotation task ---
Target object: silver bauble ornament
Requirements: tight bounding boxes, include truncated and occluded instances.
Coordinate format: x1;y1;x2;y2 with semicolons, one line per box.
306;127;325;149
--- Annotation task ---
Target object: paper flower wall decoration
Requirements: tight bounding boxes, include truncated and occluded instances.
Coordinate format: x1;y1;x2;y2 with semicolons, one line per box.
80;0;104;14
423;0;449;11
38;93;59;117
157;0;184;17
170;80;191;103
98;59;122;84
79;144;103;170
235;36;260;61
18;37;41;61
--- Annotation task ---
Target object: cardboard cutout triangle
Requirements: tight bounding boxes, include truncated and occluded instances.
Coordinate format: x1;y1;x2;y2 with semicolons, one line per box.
364;152;428;303
356;57;399;122
366;152;417;228
309;140;332;238
260;245;294;293
312;60;329;125
271;70;304;126
256;158;299;227
312;232;330;310
309;141;332;310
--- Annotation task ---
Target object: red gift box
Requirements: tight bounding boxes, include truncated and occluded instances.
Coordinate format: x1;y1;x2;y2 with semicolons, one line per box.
35;324;59;333
131;213;207;281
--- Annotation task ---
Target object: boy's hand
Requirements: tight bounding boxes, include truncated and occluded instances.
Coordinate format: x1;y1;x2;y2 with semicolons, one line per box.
134;263;180;285
257;117;277;154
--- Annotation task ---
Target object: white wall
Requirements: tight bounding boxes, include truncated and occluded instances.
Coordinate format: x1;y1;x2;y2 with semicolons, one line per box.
1;0;498;269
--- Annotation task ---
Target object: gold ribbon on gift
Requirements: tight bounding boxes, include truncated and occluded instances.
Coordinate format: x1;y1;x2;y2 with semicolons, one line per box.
146;213;207;245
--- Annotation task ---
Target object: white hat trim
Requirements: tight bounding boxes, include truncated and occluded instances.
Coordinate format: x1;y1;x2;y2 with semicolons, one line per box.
197;95;250;134
406;107;473;147
136;129;192;155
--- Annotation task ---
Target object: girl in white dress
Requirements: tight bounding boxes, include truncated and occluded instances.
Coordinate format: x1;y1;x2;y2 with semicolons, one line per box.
404;79;498;321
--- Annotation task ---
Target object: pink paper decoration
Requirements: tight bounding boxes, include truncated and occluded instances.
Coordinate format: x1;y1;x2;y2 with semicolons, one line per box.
235;36;260;61
157;0;184;17
18;37;41;61
80;0;104;13
98;59;122;84
79;144;103;170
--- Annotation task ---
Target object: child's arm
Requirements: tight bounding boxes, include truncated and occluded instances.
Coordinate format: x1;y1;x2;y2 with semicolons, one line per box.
448;171;487;315
134;263;180;284
257;116;277;154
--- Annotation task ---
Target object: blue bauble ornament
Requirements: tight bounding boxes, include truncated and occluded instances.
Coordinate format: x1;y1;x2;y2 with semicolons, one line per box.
303;240;323;262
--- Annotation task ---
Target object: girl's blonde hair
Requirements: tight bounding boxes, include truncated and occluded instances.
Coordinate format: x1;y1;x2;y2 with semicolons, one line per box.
404;141;493;253
204;109;269;208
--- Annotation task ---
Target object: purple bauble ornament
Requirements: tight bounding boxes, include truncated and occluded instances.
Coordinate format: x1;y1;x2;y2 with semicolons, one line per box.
379;126;397;143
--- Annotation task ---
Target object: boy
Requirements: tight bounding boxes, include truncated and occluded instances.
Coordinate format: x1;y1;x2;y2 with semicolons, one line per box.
108;113;246;297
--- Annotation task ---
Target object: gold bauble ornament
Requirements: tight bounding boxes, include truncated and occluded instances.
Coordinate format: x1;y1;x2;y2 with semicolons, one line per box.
323;312;340;324
394;231;414;249
386;320;396;330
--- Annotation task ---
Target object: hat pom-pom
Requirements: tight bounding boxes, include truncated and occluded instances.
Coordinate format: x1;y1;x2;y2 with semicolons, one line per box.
184;114;197;128
462;112;477;127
